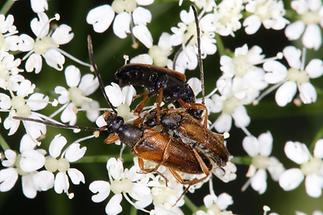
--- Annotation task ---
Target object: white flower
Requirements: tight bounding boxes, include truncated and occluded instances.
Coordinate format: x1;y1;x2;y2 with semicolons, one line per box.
130;32;173;67
86;0;154;48
263;46;323;107
242;131;284;194
213;0;244;36
0;51;23;91
0;14;20;52
296;211;323;215
19;13;74;73
30;0;48;13
195;193;234;215
89;158;152;215
104;82;136;121
285;0;323;50
244;0;289;34
279;140;323;198
208;81;251;132
213;160;237;183
219;44;268;104
1;80;48;139
170;8;217;72
0;135;47;198
43;134;86;198
54;65;99;125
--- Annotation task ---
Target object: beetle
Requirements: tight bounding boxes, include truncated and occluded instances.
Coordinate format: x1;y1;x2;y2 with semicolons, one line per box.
141;107;229;168
114;7;207;124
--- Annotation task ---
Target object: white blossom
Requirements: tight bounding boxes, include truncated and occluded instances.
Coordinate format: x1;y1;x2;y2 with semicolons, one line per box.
54;65;99;125
19;13;74;73
43;134;86;198
0;51;23;91
263;46;323;107
243;0;289;34
86;0;154;48
285;0;323;50
0;135;47;198
30;0;48;13
279;140;323;198
242;131;284;194
195;193;234;215
89;158;152;215
0;14;20;52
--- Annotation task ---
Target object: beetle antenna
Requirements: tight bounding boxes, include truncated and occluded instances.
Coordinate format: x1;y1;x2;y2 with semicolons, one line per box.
13;116;100;132
191;5;205;104
87;35;117;114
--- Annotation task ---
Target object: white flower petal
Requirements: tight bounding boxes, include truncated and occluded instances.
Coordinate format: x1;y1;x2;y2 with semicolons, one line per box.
54;172;69;194
30;12;49;38
106;158;124;180
30;0;48;13
0;168;18;192
89;180;110;203
60;103;77;125
43;48;65;71
232;105;250;128
279;168;304;191
49;134;68;158
216;193;233;210
105;83;124;107
121;85;136;106
305;174;323;197
251;169;267;194
2;150;17;167
27;93;49;111
258;131;273;156
33;170;54;191
305;59;323;78
20;135;37;153
275;81;297;107
20;150;45;172
283;46;302;69
55;86;69;104
242;136;259;156
86;5;115;33
64;65;81;87
78;74;99;96
285;21;305;40
0;93;11;110
113;12;131;39
299;82;317;104
136;0;154;6
133;7;151;25
52;24;74;45
243;15;261;35
284;141;311;164
67;168;85;184
302;24;322;50
130;54;153;64
23;113;47;139
263;60;287;84
214;113;232;133
25;53;42;74
314;139;323;158
187;78;202;96
105;194;123;215
83;100;100;122
65;143;86;162
18;34;34;52
22;174;37;198
132;25;153;48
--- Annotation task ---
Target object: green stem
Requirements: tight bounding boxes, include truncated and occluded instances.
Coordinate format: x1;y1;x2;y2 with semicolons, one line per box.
0;0;15;15
0;134;10;150
130;206;137;215
310;127;323;151
184;196;198;213
76;153;134;164
231;156;252;165
215;34;232;57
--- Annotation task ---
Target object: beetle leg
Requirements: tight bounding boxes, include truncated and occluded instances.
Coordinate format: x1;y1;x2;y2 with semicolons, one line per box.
177;99;208;128
156;88;164;123
137;157;169;186
134;90;149;114
104;134;119;144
